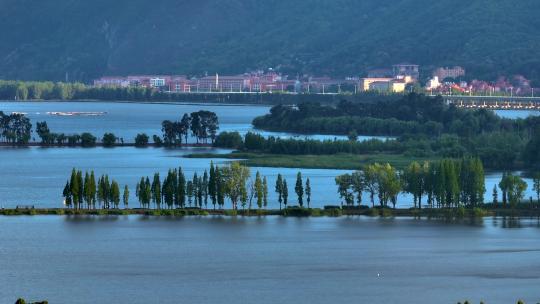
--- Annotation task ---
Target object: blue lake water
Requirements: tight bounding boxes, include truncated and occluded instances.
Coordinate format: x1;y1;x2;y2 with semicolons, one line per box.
0;101;356;141
0;102;537;209
495;109;540;119
0;102;539;304
0;216;539;304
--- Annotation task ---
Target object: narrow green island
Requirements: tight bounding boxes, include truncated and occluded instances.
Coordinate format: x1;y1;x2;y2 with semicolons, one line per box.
2;156;539;220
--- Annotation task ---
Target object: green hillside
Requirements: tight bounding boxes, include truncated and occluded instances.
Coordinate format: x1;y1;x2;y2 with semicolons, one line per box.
1;0;540;83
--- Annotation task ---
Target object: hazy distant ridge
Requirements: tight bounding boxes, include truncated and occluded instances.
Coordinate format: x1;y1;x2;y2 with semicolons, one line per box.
1;0;540;83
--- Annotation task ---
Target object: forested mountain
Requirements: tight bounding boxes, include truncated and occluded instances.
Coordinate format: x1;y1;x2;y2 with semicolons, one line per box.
1;0;540;83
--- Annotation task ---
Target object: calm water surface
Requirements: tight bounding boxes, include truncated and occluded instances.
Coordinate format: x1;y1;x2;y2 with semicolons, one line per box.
0;102;539;303
0;216;539;304
0;146;535;209
0;102;537;208
0;101;358;141
495;110;540;119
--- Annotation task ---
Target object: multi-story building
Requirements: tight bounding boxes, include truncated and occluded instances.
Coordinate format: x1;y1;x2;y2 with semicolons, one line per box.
392;63;420;79
170;76;191;93
367;68;393;78
360;77;408;93
360;78;394;91
193;75;248;92
432;66;465;80
93;77;130;87
150;77;167;88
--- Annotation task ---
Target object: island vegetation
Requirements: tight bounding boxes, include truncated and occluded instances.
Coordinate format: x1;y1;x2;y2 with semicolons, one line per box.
47;158;540;219
249;94;540;170
0;110;219;148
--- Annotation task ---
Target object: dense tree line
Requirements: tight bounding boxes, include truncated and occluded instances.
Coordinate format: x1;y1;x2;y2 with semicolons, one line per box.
253;93;539;138
161;111;219;146
335;158;486;209
0;111;32;144
213;131;533;170
62;162;314;212
9;111;219;147
35;121;98;146
251;94;540;169
62;169;126;210
215;131;403;154
133;162;305;211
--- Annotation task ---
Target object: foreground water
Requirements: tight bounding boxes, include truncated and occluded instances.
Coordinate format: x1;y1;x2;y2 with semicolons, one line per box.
0;216;539;304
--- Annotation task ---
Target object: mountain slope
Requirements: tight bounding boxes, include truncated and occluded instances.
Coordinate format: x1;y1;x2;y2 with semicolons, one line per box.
1;0;540;83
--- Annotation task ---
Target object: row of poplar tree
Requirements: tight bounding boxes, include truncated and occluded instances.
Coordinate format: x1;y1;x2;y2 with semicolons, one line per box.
335;158;486;209
63;169;129;209
134;162;311;210
62;162;312;210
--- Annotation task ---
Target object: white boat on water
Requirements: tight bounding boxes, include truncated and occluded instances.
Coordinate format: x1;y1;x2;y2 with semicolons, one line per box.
46;111;107;116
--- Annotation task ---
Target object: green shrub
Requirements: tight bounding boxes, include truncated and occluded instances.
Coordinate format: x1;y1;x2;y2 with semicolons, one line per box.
455;206;466;218
324;208;342;217
223;209;238;216
310;208;322;217
472;207;488;218
368;208;380;217
381;208;393;217
282;207;311;217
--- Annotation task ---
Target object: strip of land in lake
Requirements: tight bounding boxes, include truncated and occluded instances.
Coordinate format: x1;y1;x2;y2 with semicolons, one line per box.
2;207;540;218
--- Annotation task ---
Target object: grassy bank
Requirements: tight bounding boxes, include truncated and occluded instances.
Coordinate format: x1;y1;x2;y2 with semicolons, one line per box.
185;152;435;170
2;207;540;219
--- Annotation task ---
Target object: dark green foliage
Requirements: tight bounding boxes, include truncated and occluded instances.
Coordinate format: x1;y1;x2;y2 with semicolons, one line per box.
162;111;219;146
152;135;163;147
0;112;32;144
102;132;117;147
80;132;97;147
253;94;526;138
213;132;244;149
295;172;304;207
2;1;540;83
134;133;149;147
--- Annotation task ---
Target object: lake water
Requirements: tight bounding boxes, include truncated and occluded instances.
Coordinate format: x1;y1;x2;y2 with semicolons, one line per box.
0;216;539;304
0;101;357;141
0;102;537;209
0;146;536;209
495;110;540;119
0;102;539;303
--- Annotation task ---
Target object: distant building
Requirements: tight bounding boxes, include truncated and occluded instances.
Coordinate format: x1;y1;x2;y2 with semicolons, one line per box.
426;76;441;90
367;68;393;78
150;77;167;88
360;78;407;93
194;75;248;92
360;78;393;91
433;66;465;80
170;76;191;93
392;63;419;79
93;77;130;87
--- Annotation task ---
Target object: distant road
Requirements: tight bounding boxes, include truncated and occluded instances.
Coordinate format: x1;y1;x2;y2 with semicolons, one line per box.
432;94;540;110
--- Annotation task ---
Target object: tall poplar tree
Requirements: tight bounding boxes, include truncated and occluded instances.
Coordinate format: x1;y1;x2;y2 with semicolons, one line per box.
275;174;283;210
123;185;129;208
295;172;304;207
263;176;268;209
305;178;311;208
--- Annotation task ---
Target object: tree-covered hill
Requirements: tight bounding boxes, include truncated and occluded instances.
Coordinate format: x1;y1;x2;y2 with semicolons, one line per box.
1;0;540;83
